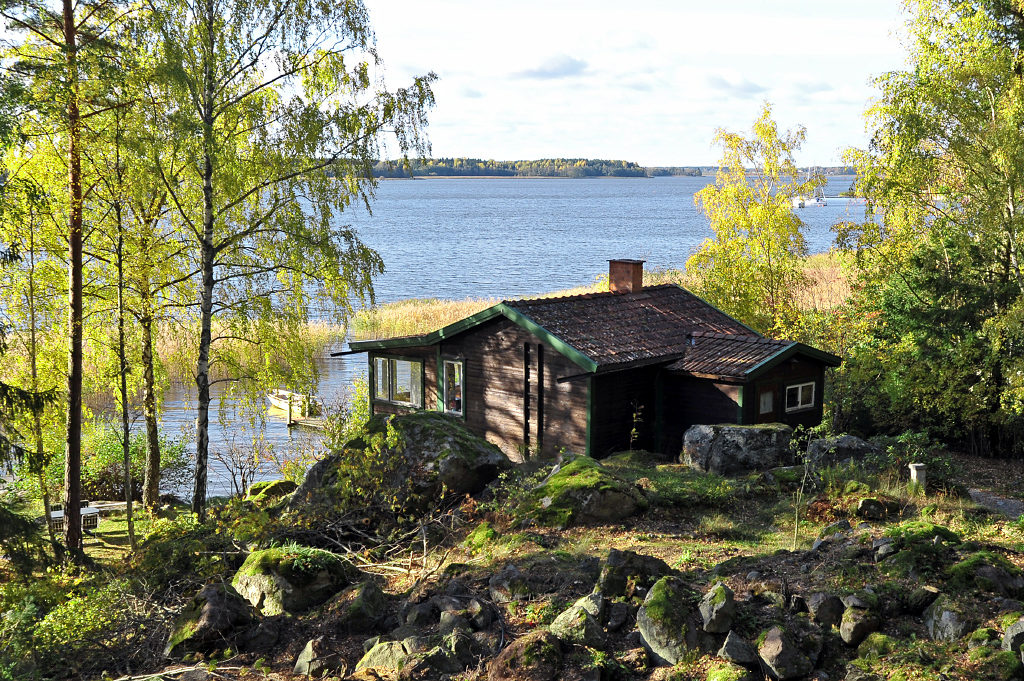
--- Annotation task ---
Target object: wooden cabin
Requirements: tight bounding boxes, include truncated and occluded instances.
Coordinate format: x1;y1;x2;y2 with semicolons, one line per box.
341;260;841;459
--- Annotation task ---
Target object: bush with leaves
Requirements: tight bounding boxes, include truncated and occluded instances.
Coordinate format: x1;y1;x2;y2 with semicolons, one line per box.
866;431;960;489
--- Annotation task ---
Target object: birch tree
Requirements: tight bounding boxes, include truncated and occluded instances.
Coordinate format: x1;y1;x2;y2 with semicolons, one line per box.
146;0;434;516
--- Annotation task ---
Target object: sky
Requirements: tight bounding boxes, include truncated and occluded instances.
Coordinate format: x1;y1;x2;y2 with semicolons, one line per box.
365;0;910;167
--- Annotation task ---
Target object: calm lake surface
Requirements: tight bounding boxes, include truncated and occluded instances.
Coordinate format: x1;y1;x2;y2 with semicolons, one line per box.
163;175;870;497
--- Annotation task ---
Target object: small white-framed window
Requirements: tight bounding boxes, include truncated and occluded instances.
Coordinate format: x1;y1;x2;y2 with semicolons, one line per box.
443;360;464;416
785;381;815;412
372;357;423;407
759;390;774;415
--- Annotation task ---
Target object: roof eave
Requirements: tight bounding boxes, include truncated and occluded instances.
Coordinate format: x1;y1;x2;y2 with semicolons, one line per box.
345;302;600;373
743;342;842;379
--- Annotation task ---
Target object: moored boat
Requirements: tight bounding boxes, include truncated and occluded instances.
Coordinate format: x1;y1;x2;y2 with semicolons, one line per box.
267;389;321;417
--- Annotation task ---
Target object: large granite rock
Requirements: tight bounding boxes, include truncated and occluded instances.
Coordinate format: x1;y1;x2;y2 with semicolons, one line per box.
519;456;648;527
486;630;563;681
164;583;255;658
636;576;701;666
548;602;606;648
681;423;793;475
758;626;814;680
232;546;352;616
1002;617;1024;655
291;412;512;511
805;435;881;468
597;548;673;599
699;582;736;633
293;637;346;677
923;595;973;642
325;581;389;632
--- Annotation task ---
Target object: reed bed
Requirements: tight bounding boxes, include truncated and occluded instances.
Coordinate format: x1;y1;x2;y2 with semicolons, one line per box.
350;298;498;340
795;251;853;311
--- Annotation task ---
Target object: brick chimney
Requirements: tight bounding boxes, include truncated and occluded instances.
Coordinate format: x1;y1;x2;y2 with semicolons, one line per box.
608;259;645;293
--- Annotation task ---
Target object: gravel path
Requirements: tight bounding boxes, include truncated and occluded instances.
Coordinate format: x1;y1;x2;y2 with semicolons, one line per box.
969;488;1024;519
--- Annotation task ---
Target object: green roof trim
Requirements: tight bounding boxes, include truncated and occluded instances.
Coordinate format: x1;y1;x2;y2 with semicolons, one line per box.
347;302;598;373
744;342;842;379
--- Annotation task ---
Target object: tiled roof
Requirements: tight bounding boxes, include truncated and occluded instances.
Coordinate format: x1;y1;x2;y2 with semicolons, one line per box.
665;332;793;378
503;284;753;369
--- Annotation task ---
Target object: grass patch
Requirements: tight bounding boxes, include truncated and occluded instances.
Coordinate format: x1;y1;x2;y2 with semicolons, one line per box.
602;451;738;508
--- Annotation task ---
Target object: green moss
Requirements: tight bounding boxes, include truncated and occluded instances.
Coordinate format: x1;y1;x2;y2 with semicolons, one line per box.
945;551;1024;596
643;577;699;636
857;632;896;659
464;521;500;551
705;661;748;681
709;583;729;607
968;627;999;644
884;521;960;545
517;456;647;527
1001;612;1024;630
844;480;871;495
602;454;737;508
234;545;347;587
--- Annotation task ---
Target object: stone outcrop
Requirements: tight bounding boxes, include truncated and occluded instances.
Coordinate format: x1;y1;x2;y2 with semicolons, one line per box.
164;583;255;658
699;582;736;633
232;546;352;616
486;630;562;681
805;434;881;468
597;548;673;599
923;595;972;642
636;576;701;665
291;412;511;511
520;456;647;527
758;626;814;680
681;423;793;475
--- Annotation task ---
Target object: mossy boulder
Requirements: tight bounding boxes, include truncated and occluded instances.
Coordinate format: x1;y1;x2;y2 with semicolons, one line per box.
245;479;297;504
699;582;736;633
945;551;1024;598
355;640;410;672
486;630;562;681
548;603;606;648
758;625;814;680
164;582;255;658
681;422;793;475
232;546;353;616
291;412;511;511
518;456;648;527
857;632;896;659
880;521;961;578
324;581;389;633
923;594;973;642
597;548;673;599
840;607;879;647
636;576;701;665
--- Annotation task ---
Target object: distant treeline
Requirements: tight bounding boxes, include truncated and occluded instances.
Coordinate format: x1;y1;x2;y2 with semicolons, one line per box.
373;158;650;178
370;158;858;179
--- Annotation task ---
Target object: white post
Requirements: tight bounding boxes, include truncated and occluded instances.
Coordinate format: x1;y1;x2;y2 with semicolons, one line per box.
909;463;926;495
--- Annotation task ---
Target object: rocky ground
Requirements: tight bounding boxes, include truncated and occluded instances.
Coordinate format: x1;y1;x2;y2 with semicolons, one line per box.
95;422;1024;681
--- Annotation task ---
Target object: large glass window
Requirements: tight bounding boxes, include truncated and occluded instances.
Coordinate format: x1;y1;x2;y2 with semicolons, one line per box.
373;357;422;407
443;360;464;415
785;381;815;412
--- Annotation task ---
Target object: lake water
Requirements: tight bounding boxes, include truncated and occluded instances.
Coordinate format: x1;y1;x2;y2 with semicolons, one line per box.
163;175;871;497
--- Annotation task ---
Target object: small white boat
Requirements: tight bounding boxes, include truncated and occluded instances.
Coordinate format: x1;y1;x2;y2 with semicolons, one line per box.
267;389;321;417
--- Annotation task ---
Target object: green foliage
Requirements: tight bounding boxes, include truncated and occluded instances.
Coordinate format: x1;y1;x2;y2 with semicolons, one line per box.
516;456;648;528
134;514;237;591
688;102;821;335
13;425;190;501
866;431;959;488
0;505;47;577
841;0;1024;455
0;572;142;680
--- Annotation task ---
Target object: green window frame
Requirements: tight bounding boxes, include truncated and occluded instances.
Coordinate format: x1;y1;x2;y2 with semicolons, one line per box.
372;356;424;408
442;359;464;416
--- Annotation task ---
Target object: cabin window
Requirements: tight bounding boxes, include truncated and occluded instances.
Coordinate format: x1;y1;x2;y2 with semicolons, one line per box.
759;390;774;415
785;381;815;412
372;357;423;407
443;360;464;416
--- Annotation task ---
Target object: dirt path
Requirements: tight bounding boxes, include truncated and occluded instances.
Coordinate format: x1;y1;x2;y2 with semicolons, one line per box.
968;487;1024;519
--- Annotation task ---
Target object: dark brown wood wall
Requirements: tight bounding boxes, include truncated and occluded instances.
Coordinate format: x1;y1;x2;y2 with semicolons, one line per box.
659;376;741;457
439;319;588;459
746;357;825;429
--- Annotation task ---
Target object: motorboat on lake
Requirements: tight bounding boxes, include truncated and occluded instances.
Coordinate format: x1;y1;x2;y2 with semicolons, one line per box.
267;389;321;417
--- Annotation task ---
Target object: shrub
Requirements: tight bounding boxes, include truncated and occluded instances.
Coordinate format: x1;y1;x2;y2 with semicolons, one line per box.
866;431;959;488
